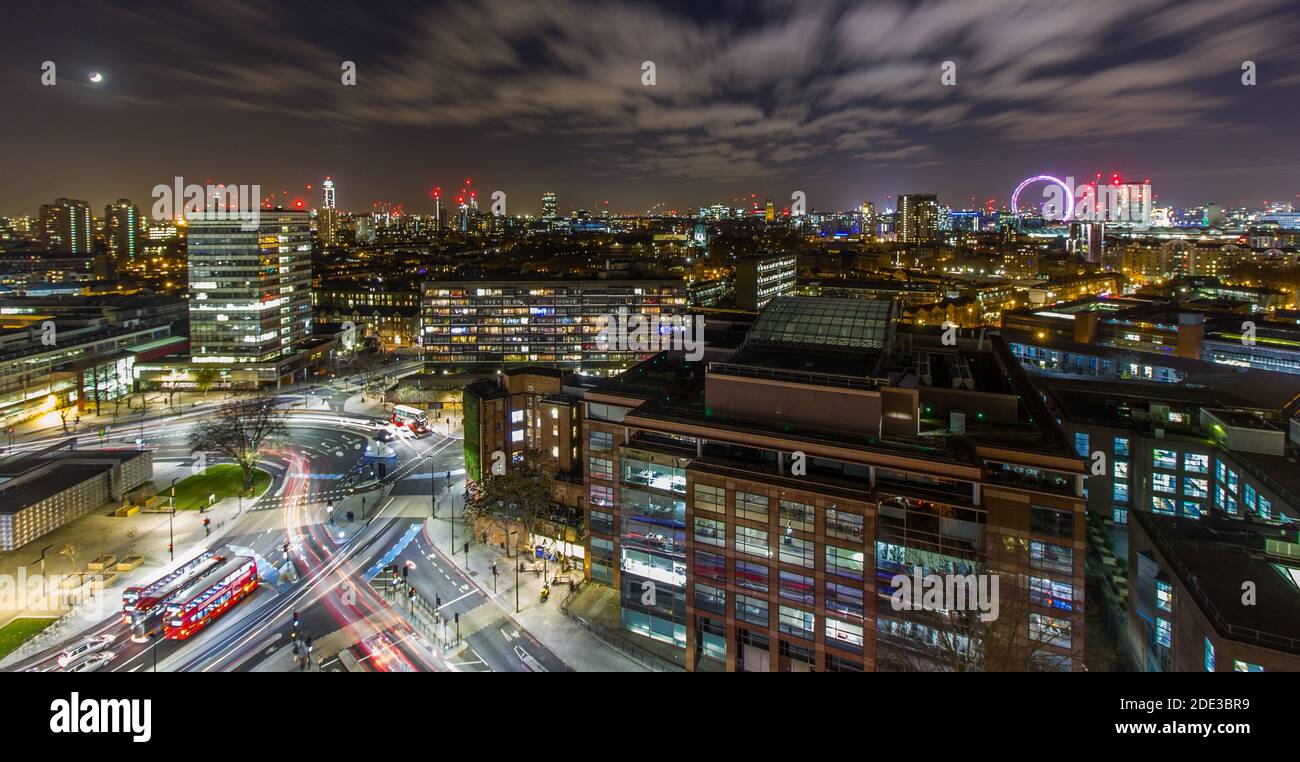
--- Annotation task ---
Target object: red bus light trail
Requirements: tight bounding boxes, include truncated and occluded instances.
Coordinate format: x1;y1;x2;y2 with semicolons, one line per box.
163;557;258;641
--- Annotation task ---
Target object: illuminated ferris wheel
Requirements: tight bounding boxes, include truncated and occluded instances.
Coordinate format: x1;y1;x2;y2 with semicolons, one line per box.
1010;175;1074;221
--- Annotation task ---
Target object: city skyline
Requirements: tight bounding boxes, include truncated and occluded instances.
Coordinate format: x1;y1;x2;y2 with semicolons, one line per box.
4;0;1300;215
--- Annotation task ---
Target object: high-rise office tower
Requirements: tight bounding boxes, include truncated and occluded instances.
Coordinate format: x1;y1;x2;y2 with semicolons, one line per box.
39;198;93;254
898;194;939;244
321;177;336;210
187;208;312;367
318;207;338;246
104;198;141;262
542;192;557;220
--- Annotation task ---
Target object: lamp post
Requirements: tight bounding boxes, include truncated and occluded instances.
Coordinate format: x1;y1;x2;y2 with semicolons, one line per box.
168;476;179;561
510;530;519;613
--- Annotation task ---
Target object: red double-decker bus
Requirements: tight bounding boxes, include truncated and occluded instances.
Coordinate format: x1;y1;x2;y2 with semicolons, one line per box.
122;552;225;641
163;556;258;640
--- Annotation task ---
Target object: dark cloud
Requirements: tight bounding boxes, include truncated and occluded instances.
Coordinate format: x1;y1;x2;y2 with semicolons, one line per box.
2;0;1298;213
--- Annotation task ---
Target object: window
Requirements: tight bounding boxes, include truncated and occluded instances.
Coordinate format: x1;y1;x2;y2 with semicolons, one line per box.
1152;474;1175;493
778;606;815;640
1184;453;1209;474
588;430;613;452
1243;483;1257;513
1182;502;1203;519
510;410;524;424
1114;460;1129;479
1030;541;1073;574
1233;660;1264;673
589;483;613;508
735;593;769;627
734;560;769;594
1153;449;1178;470
694;583;725;614
1258;494;1272;520
826;545;865;580
694;484;725;514
778;499;814;532
1204;638;1215;672
1030;613;1072;649
1073;432;1089;457
734;526;770;558
826;618;864;650
1114;482;1129;503
1182;477;1208;499
589;457;613;481
779;571;815;605
1030;505;1074;539
1030;577;1076;612
826;508;864;541
1152;497;1177;516
1114;437;1130;457
735;491;769;522
694;550;725;582
589;510;614;535
1156;580;1173;612
778;535;814;568
1113;507;1128;525
1154;617;1172;648
825;581;864;620
510;429;524;443
694;517;724;547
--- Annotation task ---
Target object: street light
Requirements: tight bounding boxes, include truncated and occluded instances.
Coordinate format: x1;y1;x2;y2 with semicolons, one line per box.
169;476;179;561
510;530;520;613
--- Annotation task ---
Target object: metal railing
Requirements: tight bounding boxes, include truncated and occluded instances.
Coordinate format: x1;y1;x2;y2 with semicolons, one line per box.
558;584;684;672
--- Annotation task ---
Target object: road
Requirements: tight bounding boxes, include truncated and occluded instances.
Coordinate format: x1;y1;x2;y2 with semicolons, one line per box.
4;367;566;673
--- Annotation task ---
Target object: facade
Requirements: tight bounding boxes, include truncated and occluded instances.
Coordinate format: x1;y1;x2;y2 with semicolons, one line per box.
187;209;313;381
420;278;687;374
38;198;93;255
734;252;796;311
0;443;153;551
0;320;180;425
580;297;1088;671
104;199;141;263
542;192;558;220
1126;511;1300;673
898;194;940;245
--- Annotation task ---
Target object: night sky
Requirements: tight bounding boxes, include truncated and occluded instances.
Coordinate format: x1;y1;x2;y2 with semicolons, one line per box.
3;0;1300;217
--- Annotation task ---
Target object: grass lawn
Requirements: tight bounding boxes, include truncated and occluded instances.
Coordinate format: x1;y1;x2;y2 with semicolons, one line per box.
0;617;57;660
168;464;272;510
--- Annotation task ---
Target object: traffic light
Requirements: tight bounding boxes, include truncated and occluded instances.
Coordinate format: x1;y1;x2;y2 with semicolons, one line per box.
402;566;409;580
435;594;441;609
463;541;469;555
167;543;173;555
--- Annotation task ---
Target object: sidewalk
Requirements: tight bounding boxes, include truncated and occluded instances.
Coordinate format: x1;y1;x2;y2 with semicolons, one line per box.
420;491;648;672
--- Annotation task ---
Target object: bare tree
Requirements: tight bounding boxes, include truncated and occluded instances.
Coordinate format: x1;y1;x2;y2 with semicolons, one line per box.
188;394;286;492
463;448;559;541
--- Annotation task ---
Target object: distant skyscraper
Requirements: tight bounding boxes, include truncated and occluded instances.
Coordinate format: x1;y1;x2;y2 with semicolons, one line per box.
860;201;876;239
322;177;336;210
187;209;312;369
898;194;939;244
104;199;141;262
39;198;93;254
1113;181;1151;226
318;207;338;246
542;192;557;220
764;199;776;222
